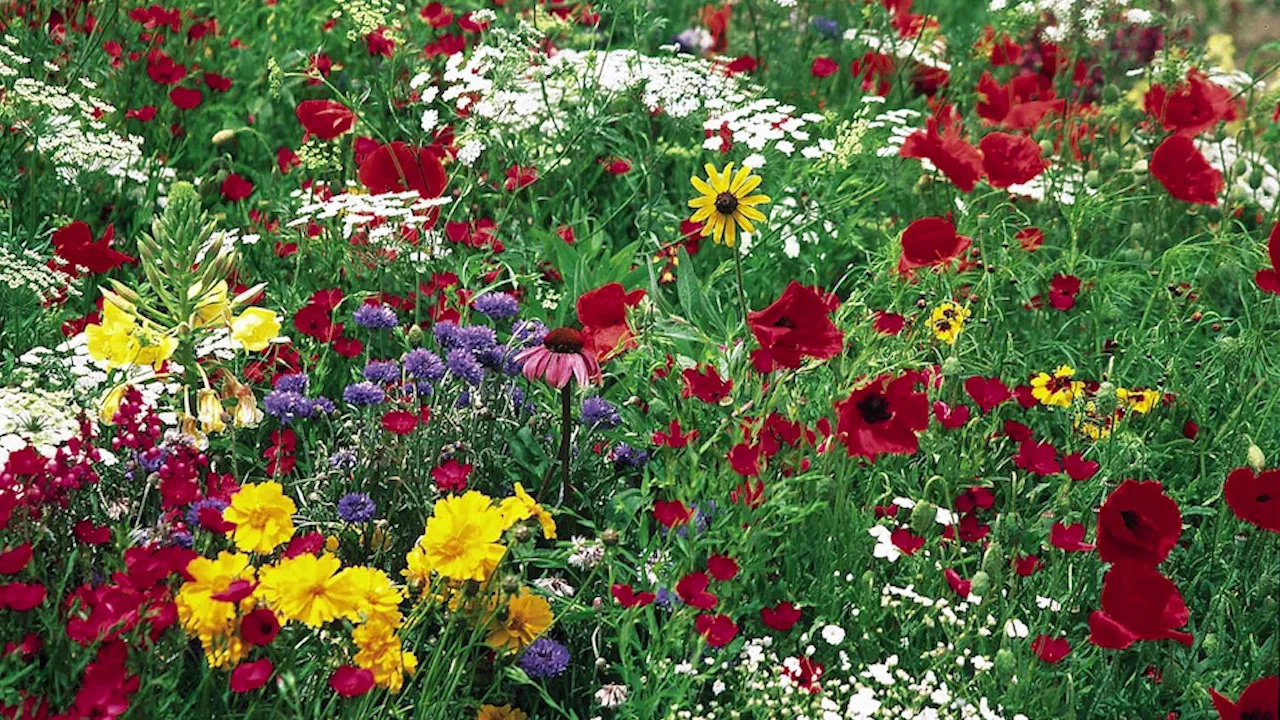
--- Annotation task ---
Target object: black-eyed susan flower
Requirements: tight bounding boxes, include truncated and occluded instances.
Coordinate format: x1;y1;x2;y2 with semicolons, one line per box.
930;301;971;345
688;162;769;247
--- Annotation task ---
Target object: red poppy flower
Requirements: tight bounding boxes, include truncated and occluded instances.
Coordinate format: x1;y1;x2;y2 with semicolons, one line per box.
146;51;186;84
730;479;765;508
277;147;300;174
0;582;46;611
220;173;254;201
211;579;257;603
1223;467;1280;533
682;365;733;403
329;665;376;697
900;115;984;192
1014;554;1043;576
1016;227;1044;251
694;613;739;647
282;532;324;559
611;583;656;608
421;2;454;27
229;658;273;693
126;105;158;121
979;132;1046;188
653;499;692;528
380;410;418;435
1096;480;1182;566
203;72;232;92
239;608;280;646
976;71;1064;130
1049;274;1082;310
760;601;801;631
169;86;203;110
1150;134;1223;205
898;217;973;277
0;543;32;575
964;376;1011;413
1209;675;1278;720
727;443;761;478
707;554;739;581
431;459;472;493
1031;635;1071;663
653;419;698;448
358;141;448;198
52;221;135;276
890;528;926;554
1144;72;1241;137
833;372;929;461
1089;562;1193;649
676;572;718;610
747;282;844;372
200;506;236;534
504;164;538;191
1062;453;1099;481
576;282;645;362
933;400;970;429
295;99;356;141
1254;222;1280;296
943;568;971;598
811;57;838;78
1015;440;1061;476
850;52;895;95
1050;522;1095;552
872;311;906;335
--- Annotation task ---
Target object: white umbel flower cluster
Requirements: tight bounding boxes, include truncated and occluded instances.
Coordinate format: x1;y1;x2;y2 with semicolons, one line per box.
0;387;82;466
702;98;833;161
989;0;1153;44
286;187;452;251
0;243;78;302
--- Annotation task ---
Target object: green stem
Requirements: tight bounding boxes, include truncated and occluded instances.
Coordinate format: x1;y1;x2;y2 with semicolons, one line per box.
733;248;750;325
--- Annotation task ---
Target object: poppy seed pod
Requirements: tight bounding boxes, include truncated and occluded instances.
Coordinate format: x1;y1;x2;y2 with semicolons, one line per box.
909;502;936;536
969;570;991;598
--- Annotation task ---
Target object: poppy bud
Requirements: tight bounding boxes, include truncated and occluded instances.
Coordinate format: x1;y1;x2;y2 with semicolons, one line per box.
980;542;1003;584
969;570;991;598
1102;84;1120;103
211;128;238;145
1228;186;1248;204
406;324;424;345
1100;151;1120;173
600;528;620;546
513;525;532;543
1248;168;1264;190
1084;170;1101;188
1232;158;1250;176
1038;139;1054;156
941;356;962;376
993;648;1016;679
909;502;936;535
1247;444;1266;472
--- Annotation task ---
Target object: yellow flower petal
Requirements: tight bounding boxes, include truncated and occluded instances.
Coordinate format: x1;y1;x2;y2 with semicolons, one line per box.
733;174;763;196
739;194;771;206
691;176;716;197
738;205;767;222
690;206;716;223
733;212;756;234
728;164;752;194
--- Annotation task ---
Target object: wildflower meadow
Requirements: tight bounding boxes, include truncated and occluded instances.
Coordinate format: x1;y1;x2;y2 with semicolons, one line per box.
2;0;1279;718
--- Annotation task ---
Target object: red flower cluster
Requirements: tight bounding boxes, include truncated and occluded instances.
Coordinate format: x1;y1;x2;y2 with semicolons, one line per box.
833;371;929;461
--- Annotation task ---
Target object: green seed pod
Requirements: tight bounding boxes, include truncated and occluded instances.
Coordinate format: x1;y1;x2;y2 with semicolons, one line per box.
1247;444;1266;472
910;502;937;535
406;324;424;345
211;128;238;145
1038;139;1054;156
1102;84;1121;104
1227;186;1248;204
970;570;991;598
1249;168;1265;190
941;355;963;376
1232;158;1250;176
994;648;1016;679
981;542;1004;583
1100;151;1121;174
1084;170;1102;188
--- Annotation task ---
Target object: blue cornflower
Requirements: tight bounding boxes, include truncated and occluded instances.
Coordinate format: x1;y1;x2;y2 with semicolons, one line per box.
581;397;620;428
353;304;399;330
612;443;650;472
186;498;229;528
518;637;571;679
811;16;841;39
403;348;446;381
274;373;310;394
363;359;401;384
511;320;548;347
343;382;386;406
337;493;377;523
263;390;315;424
446;348;485;386
472;292;520;319
454;325;497;353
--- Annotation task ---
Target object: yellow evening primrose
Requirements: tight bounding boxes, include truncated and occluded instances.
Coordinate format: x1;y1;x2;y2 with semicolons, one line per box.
192;280;231;327
688;162;769;247
85;301;177;370
257;553;360;628
223;481;296;554
197;388;226;434
422;491;507;582
230;307;281;352
499;483;557;539
930;301;971;346
1030;365;1084;408
486;588;553;652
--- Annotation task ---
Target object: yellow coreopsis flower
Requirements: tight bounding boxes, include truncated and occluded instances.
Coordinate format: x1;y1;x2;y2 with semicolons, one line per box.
353;621;418;692
230;307;281;352
688;162;769;247
1116;387;1160;414
175;552;255;641
929;301;971;346
223;481;296;554
486;588;553;652
477;706;529;720
498;483;557;539
421;491;507;582
1030;365;1084;408
257;553;360;627
343;566;406;628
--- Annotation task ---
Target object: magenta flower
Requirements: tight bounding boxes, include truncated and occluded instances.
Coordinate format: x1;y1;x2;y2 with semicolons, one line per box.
514;327;601;389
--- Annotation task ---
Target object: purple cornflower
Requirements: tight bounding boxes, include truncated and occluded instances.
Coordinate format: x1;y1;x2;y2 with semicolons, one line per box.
581;397;620;428
363;359;401;384
472;292;520;319
454;325;497;352
511;320;548;347
312;396;335;415
433;320;460;348
186;498;229;529
518;637;571;679
403;348;446;381
446;348;485;386
478;346;508;371
337;493;377;523
169;530;194;549
612;443;649;471
811;16;840;39
263;390;316;423
329;449;358;469
353;304;399;330
343;382;386;406
137;446;167;473
655;586;682;610
274;373;309;394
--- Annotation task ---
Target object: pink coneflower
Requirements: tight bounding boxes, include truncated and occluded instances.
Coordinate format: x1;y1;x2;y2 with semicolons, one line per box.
515;328;601;389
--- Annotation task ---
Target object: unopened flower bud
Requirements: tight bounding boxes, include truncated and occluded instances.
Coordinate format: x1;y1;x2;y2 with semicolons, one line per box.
406;324;424;345
1247;444;1266;472
969;570;991;598
513;525;532;543
994;648;1016;678
909;502;936;536
600;528;620;546
941;356;962;376
211;128;238;145
981;542;1004;584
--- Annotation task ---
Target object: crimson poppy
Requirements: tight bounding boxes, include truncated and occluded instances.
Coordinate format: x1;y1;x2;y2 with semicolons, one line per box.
431;459;472;493
1144;72;1240;137
898;217;972;277
676;572;717;610
900;115;984;192
221;174;254;202
747;282;844;372
1031;635;1071;663
694;613;738;647
933;401;970;429
1208;675;1278;720
1088;562;1193;648
211;579;257;603
229;658;273;693
730;479;765;508
653;500;692;528
282;532;325;559
891;528;926;554
707;554;739;581
980;132;1046;188
1014;554;1043;576
0;543;32;575
1096;479;1182;566
240;608;280;646
1015;440;1061;476
504;164;538;191
1050;522;1094;552
964;376;1011;413
358;141;447;198
330;666;376;697
833;372;929;460
976;71;1063;130
1016;227;1044;251
727;443;761;477
0;582;46;611
1150;134;1223;205
872;311;906;335
295;99;356;141
653;419;698;448
760;601;801;631
811;57;838;78
682;365;733;404
577;282;645;362
169;86;202;110
52;221;136;276
1049;274;1082;310
380;410;418;435
1223;467;1280;533
611;583;656;608
1063;453;1099;481
1254;222;1280;296
943;568;971;598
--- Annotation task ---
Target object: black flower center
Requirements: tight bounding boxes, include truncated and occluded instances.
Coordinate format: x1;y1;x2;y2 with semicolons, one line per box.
1258;493;1273;503
1242;711;1275;720
774;315;795;328
543;327;584;354
714;192;739;215
856;394;893;424
1120;510;1140;531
